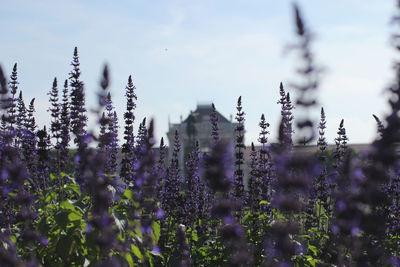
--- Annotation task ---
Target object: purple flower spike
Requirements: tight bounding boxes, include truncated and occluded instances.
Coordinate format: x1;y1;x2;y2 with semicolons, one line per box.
277;83;294;149
234;96;245;206
210;103;220;144
120;75;137;185
59;79;70;173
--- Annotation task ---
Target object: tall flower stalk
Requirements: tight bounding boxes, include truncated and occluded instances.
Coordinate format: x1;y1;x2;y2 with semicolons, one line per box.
290;4;320;145
48;78;61;172
7;63;18;142
59;79;70;173
162;130;183;221
120;75;137;185
258;113;272;212
315;107;330;225
277;82;294;149
69;47;87;185
210;103;220;144
184;141;201;228
333;119;348;170
373;114;384;137
234;96;245;206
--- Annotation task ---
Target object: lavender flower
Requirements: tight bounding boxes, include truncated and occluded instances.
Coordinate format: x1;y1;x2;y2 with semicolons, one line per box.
0;119;7;150
48;78;61;172
21;99;38;182
203;141;233;195
0;127;43;263
258;113;273;212
135;118;148;164
134;120;162;257
183;141;201;227
277;83;294;149
315;107;330;222
48;77;61;147
82;147;120;261
372;114;384;137
36;125;50;188
7;63;18;139
0;67;12;147
162;130;183;220
210;103;220;144
107;111;119;175
290;4;320;145
304;190;317;230
69;47;87;184
16;91;27;148
97;65;109;110
155;137;167;201
69;47;87;148
0;65;8;112
234;96;245;206
82;66;120;262
59;79;70;173
248;142;261;211
317;107;327;154
258;114;270;154
333;119;348;170
99;91;119;175
98;112;108;151
120;75;137;184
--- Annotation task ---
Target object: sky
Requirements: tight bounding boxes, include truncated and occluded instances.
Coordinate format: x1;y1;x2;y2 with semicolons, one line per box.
0;0;397;146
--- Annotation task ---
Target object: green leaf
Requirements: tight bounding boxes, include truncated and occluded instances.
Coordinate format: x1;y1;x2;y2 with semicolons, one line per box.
134;225;143;239
65;183;81;195
123;190;134;202
131;244;143;260
259;200;269;205
60;172;74;182
125;253;134;267
152;221;160;242
191;229;198;242
258;214;267;220
242;214;251;222
68;212;81;221
60;200;76;211
305;255;319;267
44;192;57;203
308;244;318;256
50;173;57;181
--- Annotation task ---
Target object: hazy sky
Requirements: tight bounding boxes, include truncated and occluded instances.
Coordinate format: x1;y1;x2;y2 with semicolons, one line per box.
0;0;396;146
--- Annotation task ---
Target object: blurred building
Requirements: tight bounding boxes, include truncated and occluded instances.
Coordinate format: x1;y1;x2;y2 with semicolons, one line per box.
167;103;238;170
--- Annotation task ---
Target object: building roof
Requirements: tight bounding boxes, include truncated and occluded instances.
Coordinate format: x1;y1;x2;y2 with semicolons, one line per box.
183;104;230;124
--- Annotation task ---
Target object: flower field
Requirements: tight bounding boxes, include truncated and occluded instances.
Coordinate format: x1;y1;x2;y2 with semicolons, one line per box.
1;3;400;267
